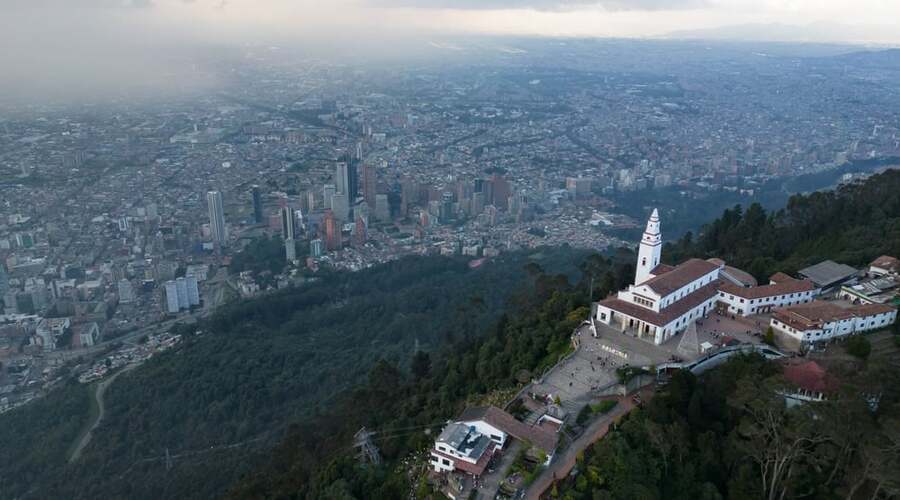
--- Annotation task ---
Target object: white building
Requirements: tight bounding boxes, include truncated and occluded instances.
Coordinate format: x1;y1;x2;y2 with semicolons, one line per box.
117;279;135;304
430;423;497;475
175;277;189;310
185;274;200;306
717;273;817;316
431;406;558;475
770;301;897;346
34;317;71;351
207;190;227;246
164;280;180;314
595;209;722;344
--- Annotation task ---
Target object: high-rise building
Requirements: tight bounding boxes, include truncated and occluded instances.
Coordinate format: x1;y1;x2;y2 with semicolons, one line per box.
332;193;350;222
361;163;377;208
440;192;454;224
310;238;325;257
185;274;200;306
354;215;367;247
323;184;336;210
374;194;390;222
285;238;297;261
117;279;134;304
335;162;350;196
207;191;227;246
280;204;296;240
251;185;264;223
306;190;317;212
0;264;8;296
471;192;485;216
164;280;180;314
323;210;341;251
175;277;189;309
491;175;510;211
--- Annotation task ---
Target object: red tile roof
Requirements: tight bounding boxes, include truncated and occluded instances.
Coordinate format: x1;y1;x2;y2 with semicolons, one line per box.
772;300;896;332
782;360;838;393
719;277;815;300
458;406;558;454
649;264;675;276
769;272;795;284
598;280;721;327
638;258;720;296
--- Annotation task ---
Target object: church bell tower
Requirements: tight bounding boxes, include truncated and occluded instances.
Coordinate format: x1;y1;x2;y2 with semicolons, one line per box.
635;208;662;285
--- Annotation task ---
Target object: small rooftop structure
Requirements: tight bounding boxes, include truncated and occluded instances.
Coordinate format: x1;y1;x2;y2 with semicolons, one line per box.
799;260;859;291
782;359;838;396
869;255;900;277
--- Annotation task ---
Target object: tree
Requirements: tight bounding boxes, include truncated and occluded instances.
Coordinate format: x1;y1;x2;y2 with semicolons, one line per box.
845;336;871;359
764;327;776;346
728;377;828;500
410;351;431;379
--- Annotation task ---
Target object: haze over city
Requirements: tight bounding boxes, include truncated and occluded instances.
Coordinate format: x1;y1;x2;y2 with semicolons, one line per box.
2;1;900;500
3;0;900;101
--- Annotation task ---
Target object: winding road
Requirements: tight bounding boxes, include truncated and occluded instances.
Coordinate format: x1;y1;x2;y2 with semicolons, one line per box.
68;364;138;463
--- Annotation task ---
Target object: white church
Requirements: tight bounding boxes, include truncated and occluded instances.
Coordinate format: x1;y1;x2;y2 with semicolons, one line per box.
594;209;724;344
595;209;898;348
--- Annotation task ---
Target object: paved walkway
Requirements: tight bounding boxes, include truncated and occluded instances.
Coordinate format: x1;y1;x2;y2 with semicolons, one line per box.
523;387;653;500
477;439;523;499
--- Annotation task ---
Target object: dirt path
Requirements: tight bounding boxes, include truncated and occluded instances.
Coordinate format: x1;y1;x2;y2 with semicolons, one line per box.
68;364;138;463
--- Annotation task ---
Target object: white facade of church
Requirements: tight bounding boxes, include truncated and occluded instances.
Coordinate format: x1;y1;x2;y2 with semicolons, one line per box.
594;209;722;345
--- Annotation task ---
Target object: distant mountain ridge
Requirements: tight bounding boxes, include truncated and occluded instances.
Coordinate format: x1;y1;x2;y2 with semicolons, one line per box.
663;22;900;46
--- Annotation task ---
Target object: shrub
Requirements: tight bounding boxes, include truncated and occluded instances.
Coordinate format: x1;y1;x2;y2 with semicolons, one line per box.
592;400;618;414
845;335;871;359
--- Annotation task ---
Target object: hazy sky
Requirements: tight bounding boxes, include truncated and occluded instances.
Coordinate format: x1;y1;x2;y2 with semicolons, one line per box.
2;0;899;102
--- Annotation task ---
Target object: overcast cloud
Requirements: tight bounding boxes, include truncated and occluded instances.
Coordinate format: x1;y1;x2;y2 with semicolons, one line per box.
1;0;898;103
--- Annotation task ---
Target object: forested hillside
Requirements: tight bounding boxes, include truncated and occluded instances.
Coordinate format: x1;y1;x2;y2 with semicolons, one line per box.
228;170;900;500
665;169;900;279
554;353;900;500
0;248;592;499
3;170;900;500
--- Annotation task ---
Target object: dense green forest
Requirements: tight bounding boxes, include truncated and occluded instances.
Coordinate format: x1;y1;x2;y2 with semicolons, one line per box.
3;170;900;499
229;170;900;499
227;253;634;499
0;247;594;499
665;169;900;280
554;354;900;499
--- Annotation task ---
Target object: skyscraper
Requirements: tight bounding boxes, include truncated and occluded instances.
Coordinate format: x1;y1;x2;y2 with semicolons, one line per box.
280;204;296;240
185;274;200;306
0;264;8;296
251;185;264;224
361;163;377;208
491;175;510;211
207;191;227;246
323;209;341;251
175;277;189;309
164;280;180;314
440;192;454;224
354;214;367;247
335;162;350;196
323;184;336;210
285;238;297;261
332;193;350;222
310;238;325;257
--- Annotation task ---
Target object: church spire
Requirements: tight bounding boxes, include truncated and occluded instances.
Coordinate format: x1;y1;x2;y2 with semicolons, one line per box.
635;208;662;285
